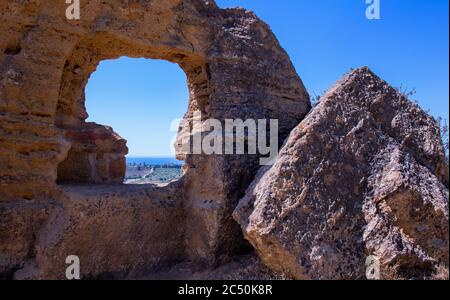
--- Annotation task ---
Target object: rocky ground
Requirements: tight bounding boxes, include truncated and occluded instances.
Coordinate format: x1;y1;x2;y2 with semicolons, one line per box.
140;254;285;280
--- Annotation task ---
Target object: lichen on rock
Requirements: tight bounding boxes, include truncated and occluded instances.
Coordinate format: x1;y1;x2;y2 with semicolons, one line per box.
234;67;449;280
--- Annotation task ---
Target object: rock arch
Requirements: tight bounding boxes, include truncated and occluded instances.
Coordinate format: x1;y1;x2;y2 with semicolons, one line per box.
55;34;210;184
0;0;310;278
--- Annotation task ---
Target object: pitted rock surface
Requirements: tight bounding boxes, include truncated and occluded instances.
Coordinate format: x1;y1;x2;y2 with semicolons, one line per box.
1;0;309;278
1;1;448;280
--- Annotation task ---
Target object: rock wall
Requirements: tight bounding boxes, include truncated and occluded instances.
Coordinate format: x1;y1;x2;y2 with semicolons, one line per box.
0;0;310;278
2;1;447;281
57;123;128;184
31;183;186;280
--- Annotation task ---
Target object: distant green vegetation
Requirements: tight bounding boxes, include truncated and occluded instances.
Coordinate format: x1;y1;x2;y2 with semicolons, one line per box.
125;164;183;185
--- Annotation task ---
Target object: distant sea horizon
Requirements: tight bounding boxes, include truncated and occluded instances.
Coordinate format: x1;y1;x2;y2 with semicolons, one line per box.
126;157;184;166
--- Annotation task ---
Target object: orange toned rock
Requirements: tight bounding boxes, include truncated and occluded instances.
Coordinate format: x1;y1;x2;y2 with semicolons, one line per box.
34;183;186;279
0;0;310;278
57;123;128;184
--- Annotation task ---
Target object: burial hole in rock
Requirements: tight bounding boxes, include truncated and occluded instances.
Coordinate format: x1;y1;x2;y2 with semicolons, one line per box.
56;57;188;185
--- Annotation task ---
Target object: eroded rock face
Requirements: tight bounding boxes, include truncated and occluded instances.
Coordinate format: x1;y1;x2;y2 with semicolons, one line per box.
57;123;128;184
32;183;186;280
3;0;445;281
234;67;449;280
0;0;309;278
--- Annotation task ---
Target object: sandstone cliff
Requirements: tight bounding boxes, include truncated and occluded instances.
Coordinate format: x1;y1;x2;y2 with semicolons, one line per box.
0;0;309;279
1;0;448;280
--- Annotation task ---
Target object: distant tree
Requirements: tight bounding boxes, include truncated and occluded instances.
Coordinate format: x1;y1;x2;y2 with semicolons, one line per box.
395;84;417;100
395;84;447;161
310;90;325;107
438;117;449;162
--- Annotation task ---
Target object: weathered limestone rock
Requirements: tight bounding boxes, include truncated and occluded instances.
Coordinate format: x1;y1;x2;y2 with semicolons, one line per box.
234;67;449;280
33;182;186;280
0;200;57;279
0;0;309;278
57;123;128;184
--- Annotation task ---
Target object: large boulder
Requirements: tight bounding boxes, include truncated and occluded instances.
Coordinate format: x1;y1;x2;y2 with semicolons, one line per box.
234;67;449;280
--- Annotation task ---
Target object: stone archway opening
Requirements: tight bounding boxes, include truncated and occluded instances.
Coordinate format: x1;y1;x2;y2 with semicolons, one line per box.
56;56;189;185
52;33;211;186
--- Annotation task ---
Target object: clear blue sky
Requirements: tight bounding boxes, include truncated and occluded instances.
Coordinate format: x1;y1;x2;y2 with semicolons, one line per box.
86;0;449;157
